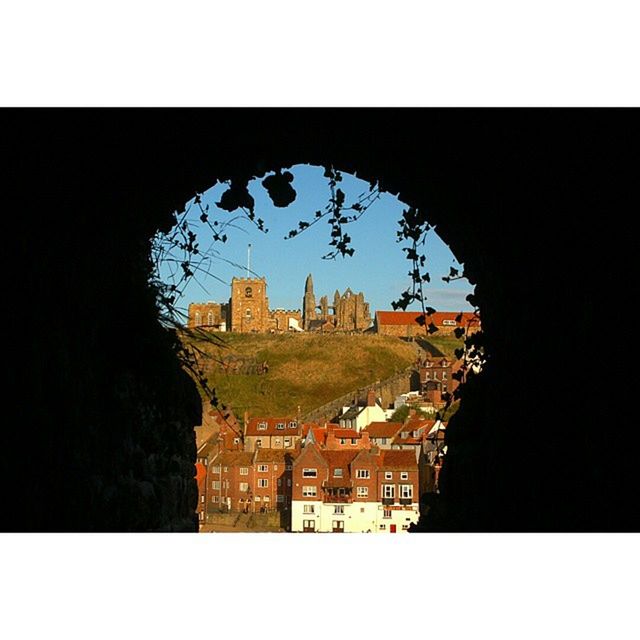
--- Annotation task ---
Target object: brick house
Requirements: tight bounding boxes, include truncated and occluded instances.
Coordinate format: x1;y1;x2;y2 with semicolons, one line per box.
374;310;480;338
301;423;372;450
208;448;296;515
208;451;255;513
291;442;419;533
253;448;296;512
244;416;302;452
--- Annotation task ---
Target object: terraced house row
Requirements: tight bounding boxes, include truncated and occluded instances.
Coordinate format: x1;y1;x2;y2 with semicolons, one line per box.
291;442;419;533
195;404;447;531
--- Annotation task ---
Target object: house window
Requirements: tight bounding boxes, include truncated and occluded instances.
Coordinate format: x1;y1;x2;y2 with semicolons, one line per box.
303;519;315;530
400;485;413;499
356;469;370;479
245;309;252;318
203;459;208;466
284;437;291;447
276;495;284;503
258;479;268;488
212;496;219;503
255;496;261;502
383;509;392;519
351;438;357;445
257;422;267;431
274;438;281;446
201;495;204;503
379;524;386;530
264;496;270;502
276;423;285;430
357;486;368;498
194;312;201;325
383;484;395;499
287;478;291;487
211;465;221;474
385;471;393;480
400;472;409;480
256;439;262;448
340;438;347;445
258;465;268;472
277;478;282;487
401;432;408;439
239;482;249;492
303;468;317;478
240;467;248;475
288;421;297;429
302;486;317;497
303;504;315;514
286;464;292;471
212;481;221;490
442;371;447;380
333;468;343;478
207;312;213;325
223;466;228;473
380;438;388;445
334;505;344;514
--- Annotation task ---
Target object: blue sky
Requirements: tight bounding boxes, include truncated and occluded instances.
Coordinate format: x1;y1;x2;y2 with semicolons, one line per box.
157;164;474;319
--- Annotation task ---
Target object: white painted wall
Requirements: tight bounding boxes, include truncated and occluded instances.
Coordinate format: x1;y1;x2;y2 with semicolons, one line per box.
355;404;387;431
292;500;419;533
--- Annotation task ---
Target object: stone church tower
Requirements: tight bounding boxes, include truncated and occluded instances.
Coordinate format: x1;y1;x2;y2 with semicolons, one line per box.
229;277;269;332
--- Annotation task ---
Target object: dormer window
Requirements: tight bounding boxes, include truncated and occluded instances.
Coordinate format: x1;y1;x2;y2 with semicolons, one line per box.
257;422;267;431
334;468;343;477
288;421;297;429
401;432;408;439
276;423;285;430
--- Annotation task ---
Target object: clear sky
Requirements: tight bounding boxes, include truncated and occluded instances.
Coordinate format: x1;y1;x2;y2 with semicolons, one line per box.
157;164;474;320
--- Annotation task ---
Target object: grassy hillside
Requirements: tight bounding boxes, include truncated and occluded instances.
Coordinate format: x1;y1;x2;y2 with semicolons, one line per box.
416;335;466;359
182;332;420;417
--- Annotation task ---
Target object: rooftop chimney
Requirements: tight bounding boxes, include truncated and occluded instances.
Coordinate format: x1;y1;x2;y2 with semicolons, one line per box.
367;389;377;407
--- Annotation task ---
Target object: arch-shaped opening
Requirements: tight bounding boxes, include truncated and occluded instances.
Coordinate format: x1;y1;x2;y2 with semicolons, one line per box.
152;162;484;533
13;110;628;534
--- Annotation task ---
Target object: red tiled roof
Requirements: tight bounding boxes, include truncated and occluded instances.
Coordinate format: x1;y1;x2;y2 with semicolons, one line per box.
376;311;479;327
329;428;360;439
246;417;300;437
212;451;254;467
254;448;298;464
380;449;418;469
320;450;359;486
363;422;403;438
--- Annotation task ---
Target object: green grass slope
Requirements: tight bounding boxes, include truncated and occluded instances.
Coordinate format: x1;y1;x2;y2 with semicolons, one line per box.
183;333;420;417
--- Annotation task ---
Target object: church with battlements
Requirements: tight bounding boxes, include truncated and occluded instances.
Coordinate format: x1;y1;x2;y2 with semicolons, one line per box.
187;273;372;333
